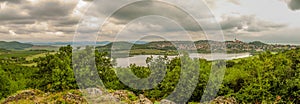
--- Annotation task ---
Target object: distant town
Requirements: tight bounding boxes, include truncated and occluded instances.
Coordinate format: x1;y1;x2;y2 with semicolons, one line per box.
95;39;299;56
1;39;299;56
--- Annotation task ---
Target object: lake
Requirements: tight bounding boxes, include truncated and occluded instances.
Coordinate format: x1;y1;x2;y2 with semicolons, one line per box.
115;53;251;67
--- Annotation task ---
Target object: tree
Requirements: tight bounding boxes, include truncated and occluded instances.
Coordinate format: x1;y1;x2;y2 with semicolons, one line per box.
35;45;77;92
0;67;11;99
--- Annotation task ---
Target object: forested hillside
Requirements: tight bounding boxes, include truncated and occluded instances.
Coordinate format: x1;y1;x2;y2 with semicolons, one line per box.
0;41;33;50
97;40;299;56
0;45;299;103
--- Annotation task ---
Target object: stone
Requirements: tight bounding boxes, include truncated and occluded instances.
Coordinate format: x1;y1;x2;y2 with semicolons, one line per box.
160;99;176;104
211;96;238;104
136;94;153;104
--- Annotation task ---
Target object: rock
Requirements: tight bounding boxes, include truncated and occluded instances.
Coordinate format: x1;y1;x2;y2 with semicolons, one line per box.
136;94;153;104
2;89;88;104
160;99;176;104
86;94;120;104
112;90;134;102
211;96;238;104
83;88;120;103
63;93;85;104
2;89;154;104
86;88;103;96
2;90;41;104
111;90;153;104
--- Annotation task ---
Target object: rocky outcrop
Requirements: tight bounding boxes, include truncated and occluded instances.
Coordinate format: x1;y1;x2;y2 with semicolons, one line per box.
112;90;135;102
63;92;86;104
111;90;153;104
2;90;41;104
86;88;103;96
1;89;238;104
135;94;153;104
160;99;176;104
1;89;87;104
82;88;120;104
211;96;238;104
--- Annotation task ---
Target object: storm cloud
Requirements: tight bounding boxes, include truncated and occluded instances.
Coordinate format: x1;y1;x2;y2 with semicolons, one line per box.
0;0;79;41
0;0;22;4
287;0;300;10
0;0;298;43
220;15;286;33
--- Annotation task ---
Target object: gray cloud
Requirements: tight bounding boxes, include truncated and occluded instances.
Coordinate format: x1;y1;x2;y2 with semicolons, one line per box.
82;0;93;2
82;0;289;42
220;15;287;33
0;6;30;21
0;0;296;42
227;0;240;5
281;0;300;11
288;0;300;10
238;27;300;44
51;16;80;26
0;0;22;4
100;1;212;33
0;28;8;34
2;20;35;25
204;0;240;8
25;0;77;19
220;15;252;30
0;0;79;41
0;0;77;23
112;1;211;22
54;26;76;34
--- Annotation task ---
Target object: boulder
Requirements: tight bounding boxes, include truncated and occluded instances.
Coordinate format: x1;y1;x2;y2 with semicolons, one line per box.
2;90;41;104
136;94;153;104
160;99;176;104
211;96;238;104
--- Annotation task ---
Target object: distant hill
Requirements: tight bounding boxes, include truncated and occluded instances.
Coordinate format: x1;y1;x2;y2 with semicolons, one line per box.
0;48;10;52
0;41;33;50
30;41;148;46
96;40;300;55
30;41;111;46
249;41;267;46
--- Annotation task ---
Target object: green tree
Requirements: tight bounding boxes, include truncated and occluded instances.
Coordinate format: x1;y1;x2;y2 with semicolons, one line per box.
0;67;11;99
35;45;77;92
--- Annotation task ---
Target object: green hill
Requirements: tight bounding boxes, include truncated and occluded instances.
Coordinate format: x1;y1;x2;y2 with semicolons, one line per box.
248;41;267;46
0;41;33;50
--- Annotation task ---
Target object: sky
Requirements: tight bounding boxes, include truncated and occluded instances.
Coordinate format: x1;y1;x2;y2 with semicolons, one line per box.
0;0;300;44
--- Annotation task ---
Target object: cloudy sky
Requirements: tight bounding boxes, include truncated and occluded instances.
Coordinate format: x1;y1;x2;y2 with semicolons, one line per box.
0;0;300;44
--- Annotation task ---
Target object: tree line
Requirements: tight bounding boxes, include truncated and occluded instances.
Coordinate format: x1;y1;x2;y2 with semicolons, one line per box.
0;45;299;103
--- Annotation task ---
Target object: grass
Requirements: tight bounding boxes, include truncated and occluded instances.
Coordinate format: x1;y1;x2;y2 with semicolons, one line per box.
25;52;56;60
21;63;37;67
231;54;258;63
24;45;59;51
0;50;48;59
0;49;55;60
0;50;56;67
20;52;57;67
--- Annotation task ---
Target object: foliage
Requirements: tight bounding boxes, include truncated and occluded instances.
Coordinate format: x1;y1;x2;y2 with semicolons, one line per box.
1;45;300;103
0;62;37;99
34;45;77;92
0;66;11;99
219;50;300;103
0;50;48;59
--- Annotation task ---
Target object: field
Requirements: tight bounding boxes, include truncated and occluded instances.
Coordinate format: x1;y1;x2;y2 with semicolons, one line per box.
0;50;49;59
25;45;59;51
25;52;56;60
